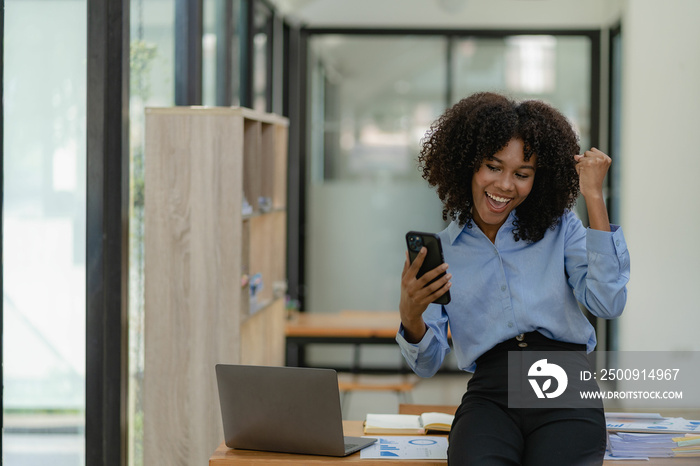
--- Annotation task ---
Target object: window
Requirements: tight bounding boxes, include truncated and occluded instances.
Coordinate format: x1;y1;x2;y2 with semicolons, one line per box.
452;35;592;149
303;30;597;324
305;35;448;319
252;1;273;112
3;1;87;463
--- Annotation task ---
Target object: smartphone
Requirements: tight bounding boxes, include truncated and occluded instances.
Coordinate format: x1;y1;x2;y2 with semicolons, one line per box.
405;231;451;305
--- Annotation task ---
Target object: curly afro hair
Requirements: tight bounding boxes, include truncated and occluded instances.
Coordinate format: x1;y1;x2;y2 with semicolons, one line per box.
419;92;581;243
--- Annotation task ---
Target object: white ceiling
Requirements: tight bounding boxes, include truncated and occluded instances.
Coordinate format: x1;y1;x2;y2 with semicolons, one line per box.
267;0;623;29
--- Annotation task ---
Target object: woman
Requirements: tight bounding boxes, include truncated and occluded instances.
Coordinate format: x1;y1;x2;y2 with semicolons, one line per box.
396;92;630;465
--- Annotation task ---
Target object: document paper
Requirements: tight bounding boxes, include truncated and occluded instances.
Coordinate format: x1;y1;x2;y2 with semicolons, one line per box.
360;436;448;459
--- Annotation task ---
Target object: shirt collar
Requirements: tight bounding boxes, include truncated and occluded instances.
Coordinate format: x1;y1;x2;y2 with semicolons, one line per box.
447;210;518;245
446;220;465;245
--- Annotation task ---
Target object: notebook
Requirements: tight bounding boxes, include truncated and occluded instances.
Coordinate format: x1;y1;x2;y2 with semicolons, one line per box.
215;364;377;457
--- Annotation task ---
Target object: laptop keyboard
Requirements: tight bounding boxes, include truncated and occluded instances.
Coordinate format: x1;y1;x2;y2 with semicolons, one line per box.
345;443;359;450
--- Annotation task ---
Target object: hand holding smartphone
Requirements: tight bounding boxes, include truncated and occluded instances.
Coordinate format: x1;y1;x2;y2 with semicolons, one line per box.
405;231;451;305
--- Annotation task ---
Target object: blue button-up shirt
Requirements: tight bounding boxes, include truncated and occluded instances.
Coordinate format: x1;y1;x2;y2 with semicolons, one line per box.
396;209;630;375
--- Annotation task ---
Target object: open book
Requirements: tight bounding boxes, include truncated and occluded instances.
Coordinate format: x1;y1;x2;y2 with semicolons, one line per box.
364;412;455;435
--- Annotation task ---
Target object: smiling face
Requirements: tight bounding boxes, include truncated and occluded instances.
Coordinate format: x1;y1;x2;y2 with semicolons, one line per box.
471;138;536;242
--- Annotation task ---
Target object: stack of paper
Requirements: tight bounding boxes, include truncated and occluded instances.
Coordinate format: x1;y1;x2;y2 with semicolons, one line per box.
674;436;700;457
608;432;700;458
605;413;700;460
606;412;700;434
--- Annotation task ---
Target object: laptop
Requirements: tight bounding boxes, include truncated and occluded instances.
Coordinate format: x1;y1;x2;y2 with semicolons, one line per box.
215;364;377;457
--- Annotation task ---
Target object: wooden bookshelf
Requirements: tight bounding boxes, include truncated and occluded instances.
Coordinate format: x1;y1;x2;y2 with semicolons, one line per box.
143;106;288;466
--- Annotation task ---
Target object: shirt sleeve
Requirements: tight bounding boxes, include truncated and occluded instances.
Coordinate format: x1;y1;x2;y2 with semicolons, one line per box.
395;303;451;378
564;212;630;318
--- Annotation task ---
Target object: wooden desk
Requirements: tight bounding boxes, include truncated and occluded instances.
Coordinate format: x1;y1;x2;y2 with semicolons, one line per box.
209;420;445;465
209;420;699;465
285;310;402;370
286;310;400;339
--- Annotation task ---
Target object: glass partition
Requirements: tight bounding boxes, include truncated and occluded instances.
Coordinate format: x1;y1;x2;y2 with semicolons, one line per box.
252;0;273;112
306;35;448;316
305;32;594;320
452;35;592;150
3;1;87;464
202;0;218;106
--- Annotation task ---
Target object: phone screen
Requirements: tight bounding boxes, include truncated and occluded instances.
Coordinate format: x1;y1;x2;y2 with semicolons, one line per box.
405;231;451;305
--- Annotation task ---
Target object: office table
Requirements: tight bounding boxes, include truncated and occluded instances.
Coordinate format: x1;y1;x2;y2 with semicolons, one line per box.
285;310;454;372
285;310;403;370
209;420;445;465
209;420;699;465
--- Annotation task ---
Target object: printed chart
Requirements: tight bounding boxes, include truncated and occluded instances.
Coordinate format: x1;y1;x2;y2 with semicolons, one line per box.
360;436;448;459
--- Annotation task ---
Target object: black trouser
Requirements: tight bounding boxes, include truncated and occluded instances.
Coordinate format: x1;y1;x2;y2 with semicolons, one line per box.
447;332;606;466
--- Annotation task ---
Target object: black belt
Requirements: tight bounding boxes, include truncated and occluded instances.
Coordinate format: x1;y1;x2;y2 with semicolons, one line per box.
477;331;586;366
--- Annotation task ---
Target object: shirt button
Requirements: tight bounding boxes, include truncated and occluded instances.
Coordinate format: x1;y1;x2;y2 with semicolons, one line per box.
501;285;506;291
615;240;620;246
507;322;514;328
